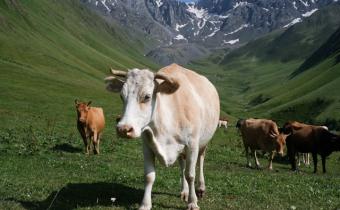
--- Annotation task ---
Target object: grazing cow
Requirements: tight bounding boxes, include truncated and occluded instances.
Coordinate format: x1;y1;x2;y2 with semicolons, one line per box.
105;63;220;210
236;118;289;170
75;100;105;154
282;121;339;173
218;117;228;129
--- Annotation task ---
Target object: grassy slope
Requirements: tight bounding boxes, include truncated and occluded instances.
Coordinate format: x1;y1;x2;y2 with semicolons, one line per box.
0;0;158;131
0;1;339;210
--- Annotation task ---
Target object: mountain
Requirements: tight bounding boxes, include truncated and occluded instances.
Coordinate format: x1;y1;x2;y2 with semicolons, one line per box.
81;0;340;65
186;4;340;128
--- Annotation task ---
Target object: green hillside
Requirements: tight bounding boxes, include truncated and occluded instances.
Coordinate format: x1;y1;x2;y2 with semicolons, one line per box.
0;0;158;131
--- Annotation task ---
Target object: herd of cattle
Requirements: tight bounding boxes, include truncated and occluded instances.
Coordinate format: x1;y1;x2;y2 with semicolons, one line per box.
74;64;339;210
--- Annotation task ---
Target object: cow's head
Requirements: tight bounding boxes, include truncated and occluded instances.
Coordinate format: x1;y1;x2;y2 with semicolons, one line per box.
75;100;92;123
275;133;289;156
271;127;291;156
105;68;179;138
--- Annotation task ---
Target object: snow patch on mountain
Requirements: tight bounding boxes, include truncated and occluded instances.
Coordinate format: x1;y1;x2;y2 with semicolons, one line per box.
186;4;208;19
302;9;318;17
175;23;188;31
284;17;302;28
225;24;250;35
174;34;187;40
155;0;163;8
224;39;239;45
233;1;251;9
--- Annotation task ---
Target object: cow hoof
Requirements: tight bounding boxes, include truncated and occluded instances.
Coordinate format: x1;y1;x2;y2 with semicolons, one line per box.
196;189;205;199
187;203;199;210
138;204;151;210
180;191;188;202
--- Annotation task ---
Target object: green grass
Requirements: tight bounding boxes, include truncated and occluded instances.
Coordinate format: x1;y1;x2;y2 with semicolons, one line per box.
1;0;340;209
1;126;340;209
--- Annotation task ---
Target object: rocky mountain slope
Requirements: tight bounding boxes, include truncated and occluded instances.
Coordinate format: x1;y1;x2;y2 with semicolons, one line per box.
81;0;340;65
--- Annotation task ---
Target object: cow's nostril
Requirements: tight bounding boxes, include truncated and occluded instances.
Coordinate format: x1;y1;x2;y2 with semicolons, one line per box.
127;126;133;133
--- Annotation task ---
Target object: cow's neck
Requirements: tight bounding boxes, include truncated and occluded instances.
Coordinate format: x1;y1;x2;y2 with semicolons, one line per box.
144;94;184;166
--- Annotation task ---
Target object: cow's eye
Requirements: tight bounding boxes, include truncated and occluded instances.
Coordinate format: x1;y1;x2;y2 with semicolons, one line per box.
142;95;151;103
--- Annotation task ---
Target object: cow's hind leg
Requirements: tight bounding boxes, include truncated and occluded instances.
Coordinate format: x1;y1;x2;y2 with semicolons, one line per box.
312;152;318;173
244;145;251;168
197;146;206;199
321;155;326;173
251;149;260;169
185;143;200;210
178;155;189;202
92;131;99;155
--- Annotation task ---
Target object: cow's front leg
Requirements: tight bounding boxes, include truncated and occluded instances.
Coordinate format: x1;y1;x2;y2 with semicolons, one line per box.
185;144;199;210
268;151;274;170
139;139;156;210
197;147;206;198
178;155;189;202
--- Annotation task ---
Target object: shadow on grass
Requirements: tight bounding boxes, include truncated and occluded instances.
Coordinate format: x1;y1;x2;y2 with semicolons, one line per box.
52;143;82;153
9;182;143;210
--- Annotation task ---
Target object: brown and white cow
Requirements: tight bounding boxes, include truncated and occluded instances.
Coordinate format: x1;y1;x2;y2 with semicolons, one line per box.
282;121;339;173
75;100;105;154
236;118;289;170
105;63;220;210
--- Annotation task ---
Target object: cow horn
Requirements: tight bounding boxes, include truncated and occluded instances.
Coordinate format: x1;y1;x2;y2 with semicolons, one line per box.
110;68;127;77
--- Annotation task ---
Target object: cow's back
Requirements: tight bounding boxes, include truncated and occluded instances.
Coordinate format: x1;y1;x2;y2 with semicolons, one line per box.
87;107;105;133
287;122;325;152
157;64;220;146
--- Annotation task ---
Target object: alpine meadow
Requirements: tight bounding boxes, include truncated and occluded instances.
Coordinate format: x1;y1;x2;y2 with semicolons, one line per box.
0;1;340;210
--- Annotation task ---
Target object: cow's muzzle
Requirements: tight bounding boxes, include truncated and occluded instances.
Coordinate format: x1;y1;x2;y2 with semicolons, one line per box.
116;124;135;139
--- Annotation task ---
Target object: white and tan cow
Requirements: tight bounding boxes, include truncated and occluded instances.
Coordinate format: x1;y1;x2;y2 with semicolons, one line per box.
105;63;220;210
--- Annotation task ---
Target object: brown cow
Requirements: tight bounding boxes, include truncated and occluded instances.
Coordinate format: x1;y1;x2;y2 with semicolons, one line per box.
282;121;340;173
75;100;105;154
236;118;289;170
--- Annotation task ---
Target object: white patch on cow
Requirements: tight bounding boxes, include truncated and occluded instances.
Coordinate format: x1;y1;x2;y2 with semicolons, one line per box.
224;24;249;36
223;39;239;45
283;18;302;28
302;9;318;17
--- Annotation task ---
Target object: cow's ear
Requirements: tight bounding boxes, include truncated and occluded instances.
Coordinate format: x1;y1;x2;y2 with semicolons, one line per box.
105;76;125;92
87;101;92;106
75;99;79;105
154;72;179;94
